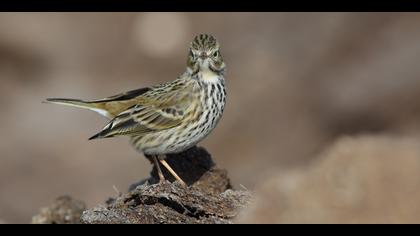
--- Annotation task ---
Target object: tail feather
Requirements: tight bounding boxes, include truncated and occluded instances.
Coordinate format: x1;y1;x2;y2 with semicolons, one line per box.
44;98;111;118
45;98;93;108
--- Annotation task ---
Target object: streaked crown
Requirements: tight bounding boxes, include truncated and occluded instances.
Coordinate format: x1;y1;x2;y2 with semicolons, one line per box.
191;34;218;51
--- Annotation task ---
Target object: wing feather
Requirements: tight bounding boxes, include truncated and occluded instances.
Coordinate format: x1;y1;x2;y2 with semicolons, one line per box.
89;80;194;140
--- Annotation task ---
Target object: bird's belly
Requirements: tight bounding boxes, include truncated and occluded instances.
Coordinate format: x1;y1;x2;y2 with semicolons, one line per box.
132;110;223;155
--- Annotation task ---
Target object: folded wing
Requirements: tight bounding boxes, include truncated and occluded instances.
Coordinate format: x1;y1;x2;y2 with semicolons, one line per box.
89;83;193;140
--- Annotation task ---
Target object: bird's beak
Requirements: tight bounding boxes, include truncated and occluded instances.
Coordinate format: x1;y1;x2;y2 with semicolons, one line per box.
199;52;208;60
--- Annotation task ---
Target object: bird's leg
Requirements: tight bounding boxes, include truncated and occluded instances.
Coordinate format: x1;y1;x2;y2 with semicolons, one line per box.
153;155;165;183
159;158;187;187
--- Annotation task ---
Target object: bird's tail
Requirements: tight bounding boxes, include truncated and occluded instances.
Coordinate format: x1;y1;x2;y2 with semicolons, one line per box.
44;98;111;118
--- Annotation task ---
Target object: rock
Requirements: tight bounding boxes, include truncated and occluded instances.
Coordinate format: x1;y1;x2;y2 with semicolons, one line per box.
81;182;251;224
32;196;86;224
82;146;251;224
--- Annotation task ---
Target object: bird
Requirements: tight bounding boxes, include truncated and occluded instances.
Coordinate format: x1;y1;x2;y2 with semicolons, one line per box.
45;33;227;187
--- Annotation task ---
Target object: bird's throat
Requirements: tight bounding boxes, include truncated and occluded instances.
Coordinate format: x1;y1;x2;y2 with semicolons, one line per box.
197;67;221;83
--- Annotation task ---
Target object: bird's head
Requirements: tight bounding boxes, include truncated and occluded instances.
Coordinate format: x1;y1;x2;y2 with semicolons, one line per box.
187;34;226;75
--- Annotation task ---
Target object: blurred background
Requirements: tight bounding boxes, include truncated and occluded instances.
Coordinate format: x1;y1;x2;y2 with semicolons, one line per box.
2;12;420;223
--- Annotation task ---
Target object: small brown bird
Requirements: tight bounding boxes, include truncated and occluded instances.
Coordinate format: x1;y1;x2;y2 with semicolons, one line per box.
45;34;227;187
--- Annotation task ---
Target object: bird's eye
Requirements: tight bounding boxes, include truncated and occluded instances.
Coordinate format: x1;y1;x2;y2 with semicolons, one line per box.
213;51;219;57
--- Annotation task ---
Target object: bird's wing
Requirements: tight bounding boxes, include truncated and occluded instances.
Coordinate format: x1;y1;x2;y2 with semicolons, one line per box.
87;87;152;118
89;82;195;139
89;87;152;103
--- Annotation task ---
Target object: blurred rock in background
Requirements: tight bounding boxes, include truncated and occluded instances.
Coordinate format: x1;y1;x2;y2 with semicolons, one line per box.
238;134;420;223
1;12;420;223
31;195;86;224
